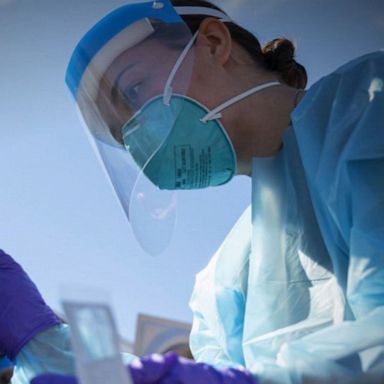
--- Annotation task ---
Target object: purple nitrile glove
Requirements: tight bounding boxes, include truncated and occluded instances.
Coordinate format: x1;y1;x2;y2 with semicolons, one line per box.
30;354;176;384
146;352;257;384
31;352;257;384
0;249;60;360
30;374;77;384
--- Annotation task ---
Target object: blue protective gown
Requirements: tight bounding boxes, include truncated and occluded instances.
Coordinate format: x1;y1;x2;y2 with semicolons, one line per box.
189;51;384;383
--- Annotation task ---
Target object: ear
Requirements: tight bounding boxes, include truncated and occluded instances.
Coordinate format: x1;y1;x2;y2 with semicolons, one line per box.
195;18;232;65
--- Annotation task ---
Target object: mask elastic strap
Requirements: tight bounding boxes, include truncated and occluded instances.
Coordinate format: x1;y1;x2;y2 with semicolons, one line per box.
201;81;281;123
163;31;199;106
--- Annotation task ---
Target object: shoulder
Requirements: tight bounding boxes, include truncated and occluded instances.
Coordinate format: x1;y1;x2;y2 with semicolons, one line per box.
332;50;384;75
292;50;384;159
290;50;384;242
294;50;384;120
313;50;384;88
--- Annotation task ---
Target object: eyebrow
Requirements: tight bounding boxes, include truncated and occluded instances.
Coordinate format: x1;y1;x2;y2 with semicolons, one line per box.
111;63;136;104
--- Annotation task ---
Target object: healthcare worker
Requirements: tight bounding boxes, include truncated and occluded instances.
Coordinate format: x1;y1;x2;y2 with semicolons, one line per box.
1;0;383;383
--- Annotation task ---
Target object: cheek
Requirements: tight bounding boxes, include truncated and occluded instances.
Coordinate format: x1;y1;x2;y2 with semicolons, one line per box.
186;77;221;110
185;75;237;144
185;63;234;111
138;79;163;105
220;115;238;153
187;80;239;156
184;55;221;109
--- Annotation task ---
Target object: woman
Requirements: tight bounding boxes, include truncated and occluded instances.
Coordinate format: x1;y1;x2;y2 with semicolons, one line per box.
1;0;383;383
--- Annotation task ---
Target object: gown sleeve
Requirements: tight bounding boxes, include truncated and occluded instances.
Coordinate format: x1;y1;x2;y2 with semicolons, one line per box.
189;206;252;369
12;324;75;384
12;324;137;384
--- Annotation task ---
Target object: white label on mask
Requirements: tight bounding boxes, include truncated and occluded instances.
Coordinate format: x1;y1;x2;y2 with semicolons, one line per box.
174;145;212;188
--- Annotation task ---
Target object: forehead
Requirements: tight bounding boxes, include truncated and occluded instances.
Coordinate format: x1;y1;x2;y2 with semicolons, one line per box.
102;38;181;85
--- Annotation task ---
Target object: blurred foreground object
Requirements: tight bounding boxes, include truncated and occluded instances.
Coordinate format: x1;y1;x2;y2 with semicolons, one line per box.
62;300;133;384
134;314;192;359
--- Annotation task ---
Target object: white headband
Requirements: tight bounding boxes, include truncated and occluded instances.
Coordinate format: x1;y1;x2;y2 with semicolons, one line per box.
174;6;232;22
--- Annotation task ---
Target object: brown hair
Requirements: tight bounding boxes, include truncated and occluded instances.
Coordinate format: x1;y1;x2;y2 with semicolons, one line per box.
171;0;307;89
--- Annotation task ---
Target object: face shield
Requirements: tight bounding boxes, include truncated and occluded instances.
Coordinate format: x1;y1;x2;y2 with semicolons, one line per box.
65;0;231;255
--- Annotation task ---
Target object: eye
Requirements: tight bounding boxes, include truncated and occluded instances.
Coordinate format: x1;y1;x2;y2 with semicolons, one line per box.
123;82;142;107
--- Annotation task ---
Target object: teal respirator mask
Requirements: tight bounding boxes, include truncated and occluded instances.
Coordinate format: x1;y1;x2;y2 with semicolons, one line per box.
66;0;279;254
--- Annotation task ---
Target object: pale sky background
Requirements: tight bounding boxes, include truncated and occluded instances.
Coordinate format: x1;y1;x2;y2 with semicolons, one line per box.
0;0;383;342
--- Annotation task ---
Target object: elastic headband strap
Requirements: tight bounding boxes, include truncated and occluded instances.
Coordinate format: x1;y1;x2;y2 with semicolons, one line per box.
163;30;199;105
201;82;281;122
174;6;232;22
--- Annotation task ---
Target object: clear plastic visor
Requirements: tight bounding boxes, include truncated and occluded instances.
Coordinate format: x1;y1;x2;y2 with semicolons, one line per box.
73;17;194;255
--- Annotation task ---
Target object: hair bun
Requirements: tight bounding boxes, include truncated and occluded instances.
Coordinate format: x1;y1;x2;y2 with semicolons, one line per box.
263;38;307;89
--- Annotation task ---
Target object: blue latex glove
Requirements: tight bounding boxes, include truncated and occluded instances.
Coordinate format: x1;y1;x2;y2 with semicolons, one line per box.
30;352;257;384
0;249;60;360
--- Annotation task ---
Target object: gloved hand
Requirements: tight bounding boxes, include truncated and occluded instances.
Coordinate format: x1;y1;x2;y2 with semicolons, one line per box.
30;352;257;384
0;249;60;360
131;352;257;384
